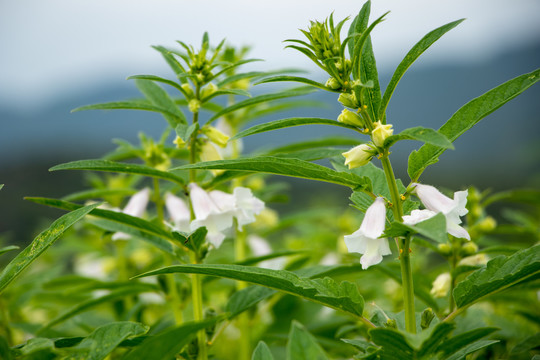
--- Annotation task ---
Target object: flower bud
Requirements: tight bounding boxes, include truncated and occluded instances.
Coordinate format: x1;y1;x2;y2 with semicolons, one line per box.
437;243;452;255
459;253;488;266
338;92;359;108
461;241;478;256
201;82;218;99
201;126;229;148
476;216;496;232
372;121;394;147
181;83;194;98
421;308;435;330
342;144;374;169
188;99;201;113
200;142;224;175
173;135;186;149
325;77;341;90
337;109;364;127
430;273;451;298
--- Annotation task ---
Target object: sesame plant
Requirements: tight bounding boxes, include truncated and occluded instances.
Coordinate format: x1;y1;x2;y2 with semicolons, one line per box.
1;1;539;359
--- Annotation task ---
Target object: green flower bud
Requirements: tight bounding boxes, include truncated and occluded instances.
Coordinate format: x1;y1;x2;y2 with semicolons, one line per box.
201;83;218;99
385;318;397;329
372;121;394;147
430;273;451;298
421;308;435;330
201;126;229;147
188;99;201;113
325;77;341;90
181;83;194;98
338;92;359;108
342;144;374;169
476;216;496;232
437;243;452;255
461;241;478;256
337;109;364;127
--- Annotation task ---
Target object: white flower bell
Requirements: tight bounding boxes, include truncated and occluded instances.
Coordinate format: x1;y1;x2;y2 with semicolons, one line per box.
430;272;451;298
412;183;470;240
342;144;374;169
344;197;391;269
164;192;191;232
112;188;151;241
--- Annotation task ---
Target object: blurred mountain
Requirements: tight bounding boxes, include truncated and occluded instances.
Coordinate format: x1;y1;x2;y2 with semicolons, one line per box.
1;42;539;243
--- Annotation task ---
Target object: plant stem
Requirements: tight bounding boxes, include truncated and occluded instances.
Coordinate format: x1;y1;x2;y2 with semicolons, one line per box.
153;178;164;225
165;255;184;325
190;251;208;360
116;240;134;314
380;152;416;333
235;229;251;360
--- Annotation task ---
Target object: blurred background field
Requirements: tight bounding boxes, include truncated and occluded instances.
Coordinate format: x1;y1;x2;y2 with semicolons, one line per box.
1;0;539;245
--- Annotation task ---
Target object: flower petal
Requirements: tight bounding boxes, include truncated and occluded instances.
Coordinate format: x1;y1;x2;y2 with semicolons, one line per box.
402;209;437;225
165;192;190;231
359;197;386;239
122;188;150;217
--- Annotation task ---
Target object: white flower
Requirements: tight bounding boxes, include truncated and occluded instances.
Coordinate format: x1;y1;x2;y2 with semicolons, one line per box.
248;234;284;270
215;118;243;159
112;188;151;241
372;121;393;147
342;144;374;169
165;192;191;232
412;183;470;240
189;183;234;248
232;187;265;227
344;197;391;269
430;272;451;298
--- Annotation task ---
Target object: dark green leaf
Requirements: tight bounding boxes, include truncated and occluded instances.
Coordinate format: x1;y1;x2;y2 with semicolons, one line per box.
134;263;366;319
408;68;540;181
445;340;499;360
64;322;148;360
510;332;540;355
231;117;358;140
266;136;361;154
384;127;454;149
379;19;464;119
436;327;498;357
173;157;370;189
0;203;99;293
207;88;315;123
453;245;540;308
135;79;187;125
122;318;219;360
369;328;415;360
252;341;274;360
483;188;540;207
271;148;347;161
201;89;251;102
72;100;182;120
287;321;329;360
62;188;137;202
255;76;336;92
50;159;185;185
226;286;275;318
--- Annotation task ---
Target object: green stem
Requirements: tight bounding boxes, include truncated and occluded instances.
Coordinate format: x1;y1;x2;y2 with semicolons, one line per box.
165;256;184;325
235;229;251;360
190;252;208;360
153;178;164;225
116;240;134;315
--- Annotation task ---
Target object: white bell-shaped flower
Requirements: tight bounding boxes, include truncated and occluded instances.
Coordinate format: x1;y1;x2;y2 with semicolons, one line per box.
344;197;391;269
112;188;151;241
412;183;470;240
164;192;191;232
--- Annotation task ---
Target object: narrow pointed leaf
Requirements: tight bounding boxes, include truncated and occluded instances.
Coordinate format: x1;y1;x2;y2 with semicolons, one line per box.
134;263;366;319
128;75;186;96
207;88;315;123
173;157;370;189
72;100;181;119
135;79;187;125
384;126;454;149
255;76;336;92
453;245;540;308
201;88;251;102
226;286;276;318
232;117;358;140
50;159;185;185
62;188;137;202
252;341;275;360
287;321;329;360
379;19;464;119
217;71;263;87
266;136;361;154
408;68;540;181
152;45;187;79
64;322;148;360
445;340;499;360
0;203;99;293
272;148;346;161
122;318;219;360
0;245;19;257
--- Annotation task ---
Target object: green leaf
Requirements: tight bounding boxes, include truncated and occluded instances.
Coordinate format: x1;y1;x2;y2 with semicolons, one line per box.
408;68;540;181
207;87;315;123
62;188;137;202
122;318;219;360
18;338;56;357
175;123;199;143
444;340;499;360
173;157;370;189
384;127;454;149
483;188;540;207
271;149;349;162
39;286;156;333
134;263;366;319
72;100;183;120
453;245;540;308
231;117;358;140
135;79;187;125
287;321;329;360
201;88;251;102
152;45;187;80
0;184;3;191
369;328;415;360
510;332;540;356
172;227;207;254
255;76;336;92
50;159;185;185
436;327;498;358
127;75;186;97
266;136;361;154
217;71;263;87
252;341;274;360
25;197;176;254
416;323;455;358
226;286;275;318
383;213;448;244
0;245;19;257
379;19;464;119
348;1;383;123
0;203;99;293
64;322;148;360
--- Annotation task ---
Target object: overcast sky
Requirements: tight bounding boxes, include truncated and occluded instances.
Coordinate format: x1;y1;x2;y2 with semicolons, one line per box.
1;0;539;111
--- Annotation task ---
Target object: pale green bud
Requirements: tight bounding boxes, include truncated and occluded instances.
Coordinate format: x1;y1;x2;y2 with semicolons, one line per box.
437;243;452;255
173;136;186;149
342;144;373;169
188;99;201;113
338;92;359;108
430;273;451;298
201;83;218;99
337;109;364;127
372;121;394;147
477;216;496;232
201;126;229;148
325;77;341;90
461;242;478;256
200;142;224;175
181;83;194;98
